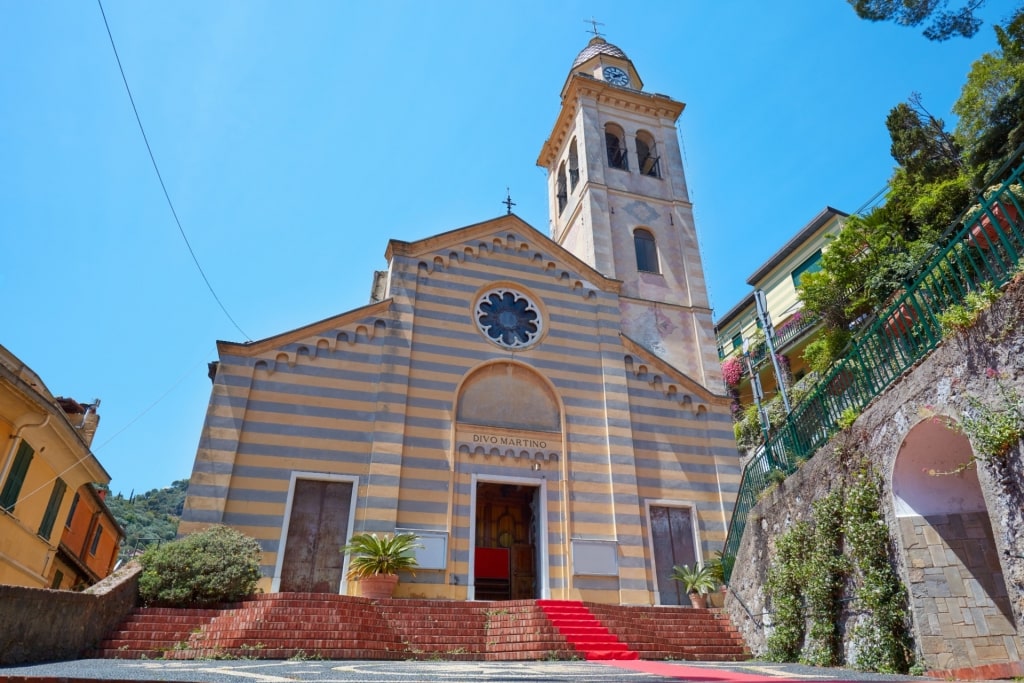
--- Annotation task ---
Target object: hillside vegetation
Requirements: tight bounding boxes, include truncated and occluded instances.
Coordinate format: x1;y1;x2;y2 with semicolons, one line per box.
106;479;188;558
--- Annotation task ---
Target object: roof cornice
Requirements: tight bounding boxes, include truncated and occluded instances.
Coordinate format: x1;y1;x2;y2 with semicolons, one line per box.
538;74;684;168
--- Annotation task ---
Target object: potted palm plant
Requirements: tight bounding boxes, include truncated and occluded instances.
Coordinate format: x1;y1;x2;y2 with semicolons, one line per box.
341;532;421;599
670;563;716;609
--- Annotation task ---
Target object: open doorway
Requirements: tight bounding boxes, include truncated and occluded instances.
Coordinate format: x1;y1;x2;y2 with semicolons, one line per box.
474;481;540;600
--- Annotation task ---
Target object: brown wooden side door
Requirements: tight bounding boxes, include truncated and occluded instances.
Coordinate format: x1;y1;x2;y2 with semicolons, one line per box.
280;479;353;593
649;505;697;605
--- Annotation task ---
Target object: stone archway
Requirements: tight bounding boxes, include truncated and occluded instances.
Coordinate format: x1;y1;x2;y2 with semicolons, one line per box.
892;419;1017;670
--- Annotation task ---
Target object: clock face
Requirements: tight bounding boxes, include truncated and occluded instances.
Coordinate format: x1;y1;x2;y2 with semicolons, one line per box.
602;66;630;87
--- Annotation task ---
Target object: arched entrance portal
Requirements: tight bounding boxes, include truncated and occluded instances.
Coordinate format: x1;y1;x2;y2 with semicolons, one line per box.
893;419;1017;670
455;360;560;602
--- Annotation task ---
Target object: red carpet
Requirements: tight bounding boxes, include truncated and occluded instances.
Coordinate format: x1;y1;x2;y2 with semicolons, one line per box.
603;660;829;681
537;599;638;661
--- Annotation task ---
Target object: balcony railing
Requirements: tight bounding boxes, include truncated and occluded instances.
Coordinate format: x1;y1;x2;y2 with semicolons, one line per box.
722;157;1024;580
738;311;820;376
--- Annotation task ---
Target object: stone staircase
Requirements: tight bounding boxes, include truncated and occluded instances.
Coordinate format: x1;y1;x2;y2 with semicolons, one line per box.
94;594;749;662
536;599;637;660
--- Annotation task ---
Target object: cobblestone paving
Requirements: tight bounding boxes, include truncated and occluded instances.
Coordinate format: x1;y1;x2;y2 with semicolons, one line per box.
0;658;940;682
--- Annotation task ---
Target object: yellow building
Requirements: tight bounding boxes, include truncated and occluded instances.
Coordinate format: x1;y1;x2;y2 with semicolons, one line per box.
180;36;739;606
0;344;116;588
714;207;847;408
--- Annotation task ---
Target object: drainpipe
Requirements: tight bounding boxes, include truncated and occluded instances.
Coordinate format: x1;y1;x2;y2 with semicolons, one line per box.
1;413;51;490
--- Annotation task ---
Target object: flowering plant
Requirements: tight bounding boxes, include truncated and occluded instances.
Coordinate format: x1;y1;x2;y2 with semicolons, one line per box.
721;357;742;387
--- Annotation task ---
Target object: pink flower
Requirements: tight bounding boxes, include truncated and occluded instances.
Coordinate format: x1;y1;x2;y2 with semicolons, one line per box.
985;367;998;379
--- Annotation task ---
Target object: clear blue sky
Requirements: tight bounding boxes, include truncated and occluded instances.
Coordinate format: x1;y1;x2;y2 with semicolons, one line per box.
2;1;1018;496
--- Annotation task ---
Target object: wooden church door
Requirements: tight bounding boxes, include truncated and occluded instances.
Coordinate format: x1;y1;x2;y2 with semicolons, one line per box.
280;479;352;593
650;505;697;605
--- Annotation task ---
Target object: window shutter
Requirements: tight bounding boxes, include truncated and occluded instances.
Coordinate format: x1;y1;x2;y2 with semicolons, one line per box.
38;478;68;540
0;441;35;511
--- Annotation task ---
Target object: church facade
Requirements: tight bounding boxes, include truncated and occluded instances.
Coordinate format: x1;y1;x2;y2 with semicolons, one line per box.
179;36;739;606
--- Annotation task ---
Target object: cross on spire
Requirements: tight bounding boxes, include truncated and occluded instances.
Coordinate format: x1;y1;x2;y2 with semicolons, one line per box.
503;188;516;215
585;17;605;38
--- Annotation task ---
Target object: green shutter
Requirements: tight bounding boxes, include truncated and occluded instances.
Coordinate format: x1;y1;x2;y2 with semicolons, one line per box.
38;478;68;540
65;492;80;528
0;441;35;511
791;250;823;287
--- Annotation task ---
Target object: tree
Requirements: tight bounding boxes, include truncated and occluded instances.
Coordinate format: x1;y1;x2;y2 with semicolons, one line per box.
847;0;989;40
106;479;189;559
954;8;1024;182
886;94;963;185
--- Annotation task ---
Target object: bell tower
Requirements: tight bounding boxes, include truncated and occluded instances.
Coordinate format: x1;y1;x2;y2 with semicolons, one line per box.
537;36;720;389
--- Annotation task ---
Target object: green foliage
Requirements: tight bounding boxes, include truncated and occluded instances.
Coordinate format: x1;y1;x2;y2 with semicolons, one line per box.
670;563;717;596
107;480;189;560
802;492;849;667
848;0;987;40
764;492;849;666
960;378;1024;459
765;521;811;661
138;525;262;607
955;8;1024;181
837;407;860;431
886;99;963;184
937;282;1000;336
341;532;421;579
802;329;851;375
843;463;911;673
734;403;764;451
705;550;734;587
904;172;974;231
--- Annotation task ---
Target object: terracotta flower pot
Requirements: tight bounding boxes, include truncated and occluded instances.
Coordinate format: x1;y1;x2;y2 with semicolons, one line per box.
968;203;1020;249
359;573;399;599
688;592;708;609
883;303;918;338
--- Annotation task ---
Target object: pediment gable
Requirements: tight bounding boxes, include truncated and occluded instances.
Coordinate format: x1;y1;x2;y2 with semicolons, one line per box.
386;214;621;296
217;299;391;361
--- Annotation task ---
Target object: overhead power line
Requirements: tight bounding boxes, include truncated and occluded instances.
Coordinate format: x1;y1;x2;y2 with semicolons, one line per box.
96;0;251;341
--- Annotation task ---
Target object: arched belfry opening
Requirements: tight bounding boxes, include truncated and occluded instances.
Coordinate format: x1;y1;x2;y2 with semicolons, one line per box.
892;419;1017;669
455;362;561;601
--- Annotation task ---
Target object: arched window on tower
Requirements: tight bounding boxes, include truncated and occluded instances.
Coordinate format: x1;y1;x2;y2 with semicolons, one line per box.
636;130;660;177
556;162;568;214
605;123;628;171
568;139;580;191
634;228;660;273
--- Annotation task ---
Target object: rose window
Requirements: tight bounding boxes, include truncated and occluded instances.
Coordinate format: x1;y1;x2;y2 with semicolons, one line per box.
475;289;542;349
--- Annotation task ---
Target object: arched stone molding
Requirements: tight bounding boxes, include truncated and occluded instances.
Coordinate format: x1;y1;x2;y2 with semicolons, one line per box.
450;359;566;468
891;417;1016;671
412;233;598;299
623;353;707;417
252;318;389;376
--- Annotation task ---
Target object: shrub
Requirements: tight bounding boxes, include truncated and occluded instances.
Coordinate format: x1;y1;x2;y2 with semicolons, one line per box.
802;329;851;375
138;525;262;607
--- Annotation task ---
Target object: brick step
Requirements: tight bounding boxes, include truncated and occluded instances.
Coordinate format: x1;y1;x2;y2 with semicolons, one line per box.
97;596;750;662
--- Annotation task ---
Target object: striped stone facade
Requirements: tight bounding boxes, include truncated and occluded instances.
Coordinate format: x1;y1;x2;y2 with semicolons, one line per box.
180;216;738;604
181;37;739;606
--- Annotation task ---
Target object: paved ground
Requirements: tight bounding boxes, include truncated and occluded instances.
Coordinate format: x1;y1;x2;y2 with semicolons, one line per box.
0;658;940;682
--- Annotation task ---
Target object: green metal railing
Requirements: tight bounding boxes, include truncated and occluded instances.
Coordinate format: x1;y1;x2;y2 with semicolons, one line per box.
722;159;1024;579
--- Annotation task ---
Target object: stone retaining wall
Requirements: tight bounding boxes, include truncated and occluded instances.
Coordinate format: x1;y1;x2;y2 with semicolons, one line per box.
0;563;140;665
726;274;1024;671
